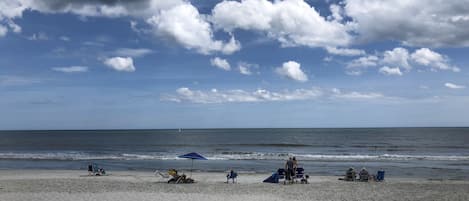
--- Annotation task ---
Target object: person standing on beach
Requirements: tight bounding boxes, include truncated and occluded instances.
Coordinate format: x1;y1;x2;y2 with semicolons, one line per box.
88;163;93;176
285;157;294;184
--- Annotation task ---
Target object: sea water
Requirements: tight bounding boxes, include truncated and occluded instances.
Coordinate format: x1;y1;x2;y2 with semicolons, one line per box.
0;128;468;179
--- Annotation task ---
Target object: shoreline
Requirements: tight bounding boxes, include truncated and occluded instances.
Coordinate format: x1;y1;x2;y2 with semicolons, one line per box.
1;170;469;201
1;168;468;181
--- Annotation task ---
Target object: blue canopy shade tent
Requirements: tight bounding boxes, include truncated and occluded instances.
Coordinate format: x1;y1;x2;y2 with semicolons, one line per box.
178;152;207;177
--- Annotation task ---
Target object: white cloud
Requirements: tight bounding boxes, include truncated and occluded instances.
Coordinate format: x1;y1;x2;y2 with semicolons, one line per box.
210;57;231;71
1;1;238;55
7;20;21;33
51;66;88;73
163;87;387;103
331;88;384;99
211;0;352;49
59;36;70;41
346;47;459;75
445;83;466;89
379;66;402;76
238;62;258;75
344;0;469;47
27;32;48;40
275;61;308;82
0;75;41;86
114;48;153;58
163;87;323;103
325;46;365;56
346;55;378;75
411;48;460;72
147;3;241;55
0;25;6;37
103;57;136;72
382;47;410;71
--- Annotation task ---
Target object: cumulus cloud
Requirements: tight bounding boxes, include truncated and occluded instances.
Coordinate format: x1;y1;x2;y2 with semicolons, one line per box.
411;48;460;72
210;57;230;71
331;88;384;99
344;0;469;47
1;0;238;55
211;0;352;49
163;87;323;103
382;47;410;71
346;47;459;75
27;32;48;40
162;87;387;103
114;48;153;58
0;25;6;37
275;61;308;82
379;66;402;76
445;83;466;89
346;55;378;75
147;3;241;55
325;46;365;56
51;66;88;73
238;62;258;75
103;57;135;72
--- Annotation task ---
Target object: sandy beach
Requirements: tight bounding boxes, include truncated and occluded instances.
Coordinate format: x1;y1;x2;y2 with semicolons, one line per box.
0;170;468;201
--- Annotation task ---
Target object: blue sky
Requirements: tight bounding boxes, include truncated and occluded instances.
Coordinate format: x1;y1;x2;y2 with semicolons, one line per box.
1;0;469;129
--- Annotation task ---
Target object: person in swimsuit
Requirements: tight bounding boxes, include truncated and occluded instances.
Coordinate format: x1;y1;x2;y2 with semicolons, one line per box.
285;157;294;184
88;163;93;176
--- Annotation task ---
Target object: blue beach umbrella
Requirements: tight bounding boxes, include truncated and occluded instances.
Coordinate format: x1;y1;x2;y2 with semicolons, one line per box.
178;152;207;177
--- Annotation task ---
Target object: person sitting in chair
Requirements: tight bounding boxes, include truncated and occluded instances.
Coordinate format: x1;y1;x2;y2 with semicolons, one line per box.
345;167;356;181
226;169;238;183
359;167;369;182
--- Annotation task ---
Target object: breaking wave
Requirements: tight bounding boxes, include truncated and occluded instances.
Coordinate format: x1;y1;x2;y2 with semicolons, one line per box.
1;152;468;161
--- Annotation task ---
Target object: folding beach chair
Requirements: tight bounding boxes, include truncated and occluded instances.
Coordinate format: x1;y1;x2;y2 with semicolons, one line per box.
294;167;305;183
226;170;238;183
376;170;385;182
277;168;286;184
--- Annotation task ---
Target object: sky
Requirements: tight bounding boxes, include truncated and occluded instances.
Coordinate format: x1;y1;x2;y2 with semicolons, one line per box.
1;0;469;130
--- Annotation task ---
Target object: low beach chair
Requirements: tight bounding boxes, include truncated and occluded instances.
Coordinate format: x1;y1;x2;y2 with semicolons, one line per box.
376;169;385;182
277;168;286;184
345;167;356;181
294;167;304;183
154;170;169;178
359;168;369;182
226;170;238;183
167;169;194;184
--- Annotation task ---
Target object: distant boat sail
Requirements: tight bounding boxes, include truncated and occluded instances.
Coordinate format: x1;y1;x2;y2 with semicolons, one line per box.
178;128;182;132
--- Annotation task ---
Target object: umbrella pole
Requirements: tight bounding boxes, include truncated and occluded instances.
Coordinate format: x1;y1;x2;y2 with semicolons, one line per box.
190;159;194;178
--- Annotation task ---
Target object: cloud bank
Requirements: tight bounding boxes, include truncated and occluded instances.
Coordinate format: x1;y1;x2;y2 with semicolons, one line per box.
162;87;387;104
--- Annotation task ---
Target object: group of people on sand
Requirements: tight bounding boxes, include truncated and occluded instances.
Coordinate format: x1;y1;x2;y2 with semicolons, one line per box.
285;157;298;183
86;160;384;184
88;163;106;176
284;156;309;184
342;167;385;182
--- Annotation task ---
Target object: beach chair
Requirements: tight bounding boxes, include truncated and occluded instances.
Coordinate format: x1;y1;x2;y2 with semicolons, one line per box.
376;170;385;182
294;167;304;183
226;170;238;183
277;168;286;184
167;169;194;184
359;168;369;182
345;168;356;181
155;170;170;178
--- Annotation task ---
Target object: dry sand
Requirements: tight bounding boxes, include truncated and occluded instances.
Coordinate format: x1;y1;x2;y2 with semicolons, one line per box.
0;170;468;201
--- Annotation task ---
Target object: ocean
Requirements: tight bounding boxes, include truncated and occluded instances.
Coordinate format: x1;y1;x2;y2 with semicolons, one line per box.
1;128;468;180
